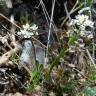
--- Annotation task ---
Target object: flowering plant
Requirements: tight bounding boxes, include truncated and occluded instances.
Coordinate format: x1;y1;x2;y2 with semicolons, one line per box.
69;14;94;39
66;6;95;54
17;23;38;38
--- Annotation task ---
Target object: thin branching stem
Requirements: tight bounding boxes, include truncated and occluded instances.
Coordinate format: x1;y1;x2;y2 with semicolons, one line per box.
39;0;57;31
39;0;49;26
60;0;81;27
46;0;56;60
64;2;71;22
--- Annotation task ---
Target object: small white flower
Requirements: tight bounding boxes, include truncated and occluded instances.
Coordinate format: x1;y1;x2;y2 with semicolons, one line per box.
28;35;31;38
35;32;38;35
84;20;94;27
17;23;38;38
29;32;34;36
75;14;89;25
69;19;77;26
30;24;38;30
80;30;93;39
69;13;94;40
24;35;27;38
80;25;85;31
17;32;21;35
21;29;27;34
87;34;93;39
23;23;30;30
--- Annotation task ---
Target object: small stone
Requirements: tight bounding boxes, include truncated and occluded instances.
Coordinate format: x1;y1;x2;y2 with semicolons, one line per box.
13;92;23;96
49;92;55;96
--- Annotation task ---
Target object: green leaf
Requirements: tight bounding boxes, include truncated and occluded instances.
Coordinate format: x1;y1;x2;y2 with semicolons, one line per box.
68;36;77;46
49;46;68;78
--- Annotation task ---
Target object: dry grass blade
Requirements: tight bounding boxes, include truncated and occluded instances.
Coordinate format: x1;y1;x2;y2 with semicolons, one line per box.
86;49;96;69
39;0;57;31
0;35;20;65
0;13;21;29
46;0;56;59
60;0;81;27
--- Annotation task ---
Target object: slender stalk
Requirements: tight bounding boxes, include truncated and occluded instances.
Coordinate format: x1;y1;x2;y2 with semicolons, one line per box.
46;0;56;60
0;13;21;29
91;1;96;61
64;2;71;22
86;49;96;68
39;0;57;31
85;0;87;7
39;0;49;26
60;0;80;27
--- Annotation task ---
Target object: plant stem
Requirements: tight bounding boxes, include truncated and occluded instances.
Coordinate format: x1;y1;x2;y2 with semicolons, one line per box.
45;0;56;64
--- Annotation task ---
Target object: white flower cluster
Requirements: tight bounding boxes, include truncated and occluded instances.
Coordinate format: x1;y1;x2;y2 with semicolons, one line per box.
69;14;94;39
17;23;38;38
70;14;94;27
